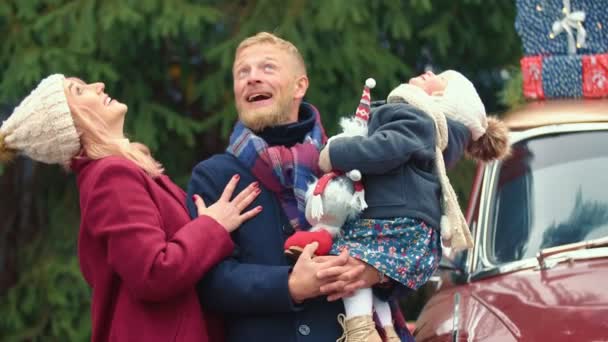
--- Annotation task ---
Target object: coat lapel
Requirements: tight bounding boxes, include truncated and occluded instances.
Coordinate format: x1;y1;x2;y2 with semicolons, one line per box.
155;175;188;212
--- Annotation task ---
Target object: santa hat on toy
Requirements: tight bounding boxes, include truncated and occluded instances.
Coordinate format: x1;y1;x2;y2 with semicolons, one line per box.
340;78;376;138
355;78;376;122
309;79;376;219
347;78;375;211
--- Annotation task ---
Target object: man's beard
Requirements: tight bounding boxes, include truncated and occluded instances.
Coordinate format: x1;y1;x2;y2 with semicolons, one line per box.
237;94;294;132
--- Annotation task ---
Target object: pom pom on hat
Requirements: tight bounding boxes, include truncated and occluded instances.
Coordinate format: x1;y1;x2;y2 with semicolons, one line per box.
365;78;376;89
435;70;488;141
466;116;511;161
0;74;80;165
0;131;16;163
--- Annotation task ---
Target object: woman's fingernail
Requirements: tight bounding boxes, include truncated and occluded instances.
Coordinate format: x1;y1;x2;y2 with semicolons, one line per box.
257;206;263;211
255;188;261;194
192;195;197;202
234;174;240;180
253;181;259;188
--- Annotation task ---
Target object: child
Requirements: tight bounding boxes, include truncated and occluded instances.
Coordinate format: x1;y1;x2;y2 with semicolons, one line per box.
289;70;510;341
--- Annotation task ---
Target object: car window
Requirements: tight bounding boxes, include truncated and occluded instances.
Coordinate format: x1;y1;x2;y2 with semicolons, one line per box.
487;130;608;264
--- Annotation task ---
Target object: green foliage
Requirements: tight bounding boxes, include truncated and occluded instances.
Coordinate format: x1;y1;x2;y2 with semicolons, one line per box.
499;68;526;109
0;0;523;338
448;159;479;210
0;174;89;341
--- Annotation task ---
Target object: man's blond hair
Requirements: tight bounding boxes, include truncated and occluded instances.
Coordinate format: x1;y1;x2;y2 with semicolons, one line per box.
235;32;307;75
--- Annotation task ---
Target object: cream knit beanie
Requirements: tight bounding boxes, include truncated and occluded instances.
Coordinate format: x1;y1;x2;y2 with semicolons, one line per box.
387;83;474;252
0;74;80;165
435;70;487;141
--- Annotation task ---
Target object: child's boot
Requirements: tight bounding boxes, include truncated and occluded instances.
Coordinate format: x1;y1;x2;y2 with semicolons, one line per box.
336;314;382;342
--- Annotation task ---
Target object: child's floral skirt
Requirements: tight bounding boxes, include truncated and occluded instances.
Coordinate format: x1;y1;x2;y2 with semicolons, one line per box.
329;217;441;290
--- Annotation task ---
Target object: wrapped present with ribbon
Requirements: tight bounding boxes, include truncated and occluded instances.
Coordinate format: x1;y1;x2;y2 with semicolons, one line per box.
515;0;608;56
521;53;608;99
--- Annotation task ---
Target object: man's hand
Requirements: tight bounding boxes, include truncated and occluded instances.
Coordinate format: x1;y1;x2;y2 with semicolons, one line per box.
314;255;381;301
288;243;352;303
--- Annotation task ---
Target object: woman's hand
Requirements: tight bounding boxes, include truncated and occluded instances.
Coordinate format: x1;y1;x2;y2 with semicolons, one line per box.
193;174;262;232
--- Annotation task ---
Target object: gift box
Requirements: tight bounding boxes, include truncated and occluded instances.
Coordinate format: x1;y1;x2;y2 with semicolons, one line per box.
515;0;608;56
521;53;608;99
582;53;608;97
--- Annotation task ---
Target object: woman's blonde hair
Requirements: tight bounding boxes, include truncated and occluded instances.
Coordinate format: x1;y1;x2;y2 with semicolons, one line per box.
67;98;164;178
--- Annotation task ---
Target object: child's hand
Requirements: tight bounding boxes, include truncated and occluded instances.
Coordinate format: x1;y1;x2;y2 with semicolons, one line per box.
318;146;332;173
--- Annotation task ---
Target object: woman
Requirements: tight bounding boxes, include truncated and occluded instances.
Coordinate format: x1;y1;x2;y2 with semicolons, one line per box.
0;74;261;342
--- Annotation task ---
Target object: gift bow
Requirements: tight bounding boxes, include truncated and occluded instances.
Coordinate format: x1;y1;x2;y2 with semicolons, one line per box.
551;0;587;54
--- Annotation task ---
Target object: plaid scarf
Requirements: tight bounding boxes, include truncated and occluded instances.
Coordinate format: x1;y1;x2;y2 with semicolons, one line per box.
227;103;327;230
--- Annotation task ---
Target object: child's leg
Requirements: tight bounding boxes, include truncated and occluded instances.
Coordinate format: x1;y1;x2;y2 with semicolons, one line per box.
338;288;382;342
373;295;401;341
343;288;373;318
372;294;393;327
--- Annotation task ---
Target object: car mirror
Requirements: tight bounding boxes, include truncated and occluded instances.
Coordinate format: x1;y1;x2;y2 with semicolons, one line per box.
431;246;468;290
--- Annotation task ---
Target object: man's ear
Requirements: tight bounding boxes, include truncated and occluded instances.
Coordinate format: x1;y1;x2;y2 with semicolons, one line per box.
293;75;309;100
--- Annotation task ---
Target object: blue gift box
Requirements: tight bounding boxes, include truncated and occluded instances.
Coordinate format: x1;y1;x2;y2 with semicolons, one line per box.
516;0;608;56
542;54;583;97
521;52;608;99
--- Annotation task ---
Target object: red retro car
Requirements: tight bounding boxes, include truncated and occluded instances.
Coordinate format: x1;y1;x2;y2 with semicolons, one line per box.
414;99;608;341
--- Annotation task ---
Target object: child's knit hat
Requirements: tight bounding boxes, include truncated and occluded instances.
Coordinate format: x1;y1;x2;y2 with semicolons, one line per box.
435;70;511;161
435;70;488;141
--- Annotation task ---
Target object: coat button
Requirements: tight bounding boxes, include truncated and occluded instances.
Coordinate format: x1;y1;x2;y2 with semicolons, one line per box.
298;324;311;336
283;224;295;236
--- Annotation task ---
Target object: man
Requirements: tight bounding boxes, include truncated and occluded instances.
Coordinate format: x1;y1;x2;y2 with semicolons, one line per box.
187;32;381;341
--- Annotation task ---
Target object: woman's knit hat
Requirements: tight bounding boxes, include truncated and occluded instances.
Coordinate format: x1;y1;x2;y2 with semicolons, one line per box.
435;70;488;141
0;74;80;164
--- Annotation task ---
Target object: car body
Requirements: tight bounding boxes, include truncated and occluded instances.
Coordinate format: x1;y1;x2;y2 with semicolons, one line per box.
414;99;608;341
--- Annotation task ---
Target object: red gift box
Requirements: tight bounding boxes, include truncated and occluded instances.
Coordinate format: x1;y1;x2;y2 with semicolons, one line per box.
521;56;545;100
582;54;608;98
